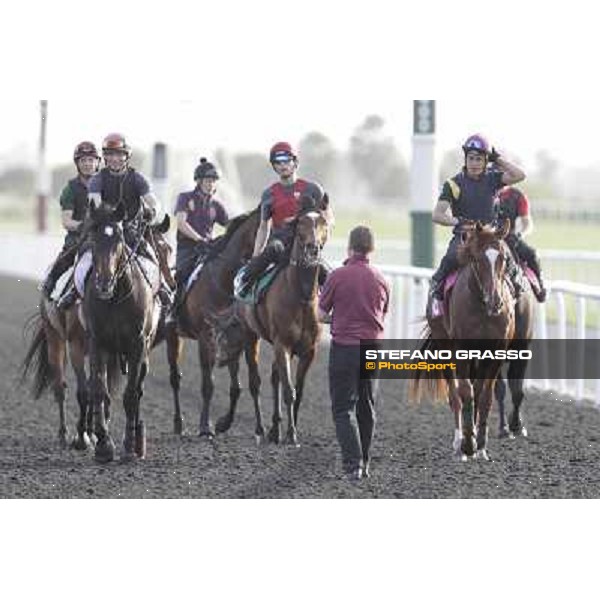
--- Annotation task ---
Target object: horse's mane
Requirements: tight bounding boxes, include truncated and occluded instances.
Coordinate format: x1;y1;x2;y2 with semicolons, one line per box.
205;207;259;261
456;224;500;266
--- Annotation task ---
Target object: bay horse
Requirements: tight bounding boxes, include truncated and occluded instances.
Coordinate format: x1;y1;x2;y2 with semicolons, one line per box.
410;220;516;460
84;202;163;463
20;215;174;452
494;270;535;438
166;208;262;438
217;205;330;446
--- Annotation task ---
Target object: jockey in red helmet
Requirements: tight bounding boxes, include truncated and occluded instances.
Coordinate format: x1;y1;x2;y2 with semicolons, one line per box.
40;141;101;299
237;141;333;293
429;134;527;305
496;186;547;302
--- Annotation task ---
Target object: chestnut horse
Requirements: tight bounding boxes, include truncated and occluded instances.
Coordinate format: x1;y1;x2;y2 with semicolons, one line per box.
217;207;330;446
410;220;516;460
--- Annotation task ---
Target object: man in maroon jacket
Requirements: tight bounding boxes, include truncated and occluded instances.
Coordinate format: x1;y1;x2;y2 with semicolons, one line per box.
319;226;390;481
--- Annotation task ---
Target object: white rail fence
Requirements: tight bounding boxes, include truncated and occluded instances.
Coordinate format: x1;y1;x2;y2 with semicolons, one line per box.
378;264;600;405
1;233;598;403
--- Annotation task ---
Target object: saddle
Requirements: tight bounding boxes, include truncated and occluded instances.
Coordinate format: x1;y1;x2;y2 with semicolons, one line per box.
234;263;281;305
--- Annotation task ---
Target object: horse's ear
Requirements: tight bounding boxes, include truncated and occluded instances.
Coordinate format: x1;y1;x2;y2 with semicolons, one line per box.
89;202;97;221
497;218;511;239
475;221;483;232
157;214;170;234
114;202;126;222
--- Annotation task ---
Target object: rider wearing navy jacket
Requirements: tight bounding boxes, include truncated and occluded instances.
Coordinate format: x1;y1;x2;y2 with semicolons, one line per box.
430;134;526;301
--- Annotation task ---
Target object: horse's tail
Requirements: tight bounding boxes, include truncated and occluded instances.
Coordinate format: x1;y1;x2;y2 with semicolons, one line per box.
20;312;53;400
408;331;449;404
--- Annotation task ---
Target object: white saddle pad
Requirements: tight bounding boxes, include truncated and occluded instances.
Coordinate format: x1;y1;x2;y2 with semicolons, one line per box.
185;260;206;292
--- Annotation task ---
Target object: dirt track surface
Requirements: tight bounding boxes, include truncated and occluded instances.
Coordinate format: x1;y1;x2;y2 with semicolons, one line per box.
2;274;600;498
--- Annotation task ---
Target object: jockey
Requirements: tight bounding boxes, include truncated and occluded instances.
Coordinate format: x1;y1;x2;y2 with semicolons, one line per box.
496;186;547;302
239;141;333;290
58;133;167;310
41;141;100;299
429;134;526;302
171;157;229;315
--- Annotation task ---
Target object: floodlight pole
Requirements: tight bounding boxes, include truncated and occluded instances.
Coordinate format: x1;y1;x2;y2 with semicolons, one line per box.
36;100;50;233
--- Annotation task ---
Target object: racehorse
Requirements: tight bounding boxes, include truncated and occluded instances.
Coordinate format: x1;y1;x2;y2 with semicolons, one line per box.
21;215;173;452
410;220;516;460
217;204;330;446
166;208;262;438
494;270;534;438
84;202;163;463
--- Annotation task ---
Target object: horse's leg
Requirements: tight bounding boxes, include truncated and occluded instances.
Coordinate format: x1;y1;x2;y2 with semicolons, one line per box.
267;359;282;444
507;357;528;437
495;369;512;438
121;341;144;462
69;328;91;451
166;323;185;435
46;325;69;448
447;375;463;457
215;355;242;435
293;348;316;429
274;343;298;446
134;357;149;459
246;334;265;442
197;333;216;439
90;344;115;463
458;376;476;458
475;361;504;460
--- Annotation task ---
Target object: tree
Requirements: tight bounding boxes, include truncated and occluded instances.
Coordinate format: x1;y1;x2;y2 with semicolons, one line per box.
349;115;408;201
438;149;463;185
0;167;35;197
233;152;272;202
298;131;337;190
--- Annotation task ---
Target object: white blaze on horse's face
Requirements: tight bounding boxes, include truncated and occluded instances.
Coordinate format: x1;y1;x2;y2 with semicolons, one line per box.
104;226;114;237
485;247;499;281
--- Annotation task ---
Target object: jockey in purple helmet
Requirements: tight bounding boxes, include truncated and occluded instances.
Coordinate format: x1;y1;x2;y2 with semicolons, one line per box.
429;134;526;302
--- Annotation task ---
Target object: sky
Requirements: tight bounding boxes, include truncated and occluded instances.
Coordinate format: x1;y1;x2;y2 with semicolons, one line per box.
1;1;598;173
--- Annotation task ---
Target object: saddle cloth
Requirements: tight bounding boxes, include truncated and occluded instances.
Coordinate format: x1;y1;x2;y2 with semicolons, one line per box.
234;263;280;305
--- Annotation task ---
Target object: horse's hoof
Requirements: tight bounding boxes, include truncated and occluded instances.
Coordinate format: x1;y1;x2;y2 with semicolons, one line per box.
284;432;300;447
198;429;215;441
120;450;137;464
498;428;515;440
58;433;69;450
135;421;146;459
71;434;92;452
475;449;490;461
94;437;116;464
215;416;232;435
511;426;528;438
173;418;184;436
267;427;281;445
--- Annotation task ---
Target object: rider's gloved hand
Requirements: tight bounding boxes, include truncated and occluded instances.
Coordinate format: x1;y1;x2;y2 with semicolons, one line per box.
488;147;501;163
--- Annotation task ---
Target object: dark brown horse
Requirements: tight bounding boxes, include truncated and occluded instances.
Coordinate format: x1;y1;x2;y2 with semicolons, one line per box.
166;208;262;438
84;202;163;463
21;216;173;452
217;207;330;446
410;220;516;460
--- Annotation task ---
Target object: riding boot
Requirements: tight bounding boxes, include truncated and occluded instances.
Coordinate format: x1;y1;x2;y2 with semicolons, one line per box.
242;242;282;287
505;252;524;298
430;237;460;301
317;260;332;287
41;271;59;299
528;258;547;302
